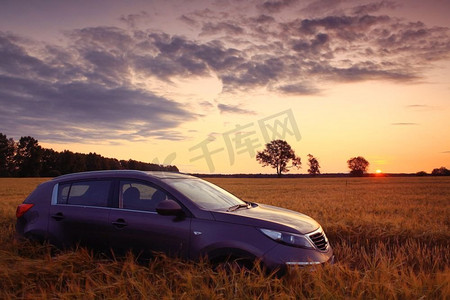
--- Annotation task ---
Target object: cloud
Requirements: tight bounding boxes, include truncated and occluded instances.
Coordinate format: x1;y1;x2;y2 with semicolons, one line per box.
138;33;242;79
300;0;345;15
185;2;449;90
406;104;436;111
442;151;450;154
179;15;198;27
277;83;321;95
406;104;429;108
391;123;419;126
0;75;195;143
199;101;215;109
326;64;418;82
254;14;275;24
258;0;297;13
1;1;450;143
0;31;196;143
351;1;398;15
201;22;245;36
119;11;151;28
218;104;256;115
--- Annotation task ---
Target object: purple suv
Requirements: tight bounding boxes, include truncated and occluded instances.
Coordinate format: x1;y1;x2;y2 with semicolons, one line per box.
16;170;333;271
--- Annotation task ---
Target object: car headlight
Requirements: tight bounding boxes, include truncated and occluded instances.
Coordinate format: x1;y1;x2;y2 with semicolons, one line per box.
259;228;315;249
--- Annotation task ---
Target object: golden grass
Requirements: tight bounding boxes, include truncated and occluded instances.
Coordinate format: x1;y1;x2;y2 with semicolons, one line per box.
0;177;449;299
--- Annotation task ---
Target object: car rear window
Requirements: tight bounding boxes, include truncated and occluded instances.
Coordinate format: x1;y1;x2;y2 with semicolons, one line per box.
57;180;111;207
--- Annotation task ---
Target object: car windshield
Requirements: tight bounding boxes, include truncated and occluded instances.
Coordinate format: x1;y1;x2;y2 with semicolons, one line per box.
164;178;247;210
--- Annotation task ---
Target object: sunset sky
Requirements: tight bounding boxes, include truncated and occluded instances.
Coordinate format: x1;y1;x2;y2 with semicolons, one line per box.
1;0;449;174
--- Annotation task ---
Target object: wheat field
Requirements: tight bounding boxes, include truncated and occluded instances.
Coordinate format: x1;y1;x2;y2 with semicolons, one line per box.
0;176;449;299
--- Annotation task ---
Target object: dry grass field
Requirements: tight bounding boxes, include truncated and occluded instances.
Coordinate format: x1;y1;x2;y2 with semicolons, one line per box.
0;176;449;299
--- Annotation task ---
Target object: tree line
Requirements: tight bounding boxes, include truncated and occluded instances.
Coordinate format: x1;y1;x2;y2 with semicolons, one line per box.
255;139;367;177
0;133;178;177
256;139;449;177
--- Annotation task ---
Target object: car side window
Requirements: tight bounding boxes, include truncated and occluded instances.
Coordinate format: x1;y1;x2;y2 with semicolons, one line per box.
58;183;71;204
120;180;168;212
57;180;111;207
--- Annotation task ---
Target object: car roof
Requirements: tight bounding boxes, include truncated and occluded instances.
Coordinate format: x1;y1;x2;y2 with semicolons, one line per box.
52;170;197;182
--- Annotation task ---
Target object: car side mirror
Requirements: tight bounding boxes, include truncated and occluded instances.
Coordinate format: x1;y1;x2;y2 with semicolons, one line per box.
156;199;184;216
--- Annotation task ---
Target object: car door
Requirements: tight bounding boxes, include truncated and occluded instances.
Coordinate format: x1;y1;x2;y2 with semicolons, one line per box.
48;179;113;249
108;179;191;258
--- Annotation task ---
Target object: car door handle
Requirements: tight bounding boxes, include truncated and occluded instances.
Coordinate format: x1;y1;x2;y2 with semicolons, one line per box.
51;212;64;221
112;219;127;228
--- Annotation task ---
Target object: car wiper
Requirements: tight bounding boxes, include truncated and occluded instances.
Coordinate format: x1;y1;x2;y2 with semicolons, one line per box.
227;203;250;212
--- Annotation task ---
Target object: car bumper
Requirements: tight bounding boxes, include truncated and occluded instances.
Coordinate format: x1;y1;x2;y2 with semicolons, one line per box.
285;254;335;266
261;243;334;271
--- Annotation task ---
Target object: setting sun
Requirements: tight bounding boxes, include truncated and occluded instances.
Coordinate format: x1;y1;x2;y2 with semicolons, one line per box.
376;169;382;174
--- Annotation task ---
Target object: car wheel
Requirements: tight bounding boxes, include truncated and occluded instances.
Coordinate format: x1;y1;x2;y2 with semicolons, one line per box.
212;255;258;273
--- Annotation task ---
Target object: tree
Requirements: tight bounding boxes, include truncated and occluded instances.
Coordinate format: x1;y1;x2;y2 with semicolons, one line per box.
0;133;16;177
41;148;61;177
103;157;122;170
256;140;301;177
15;136;43;177
57;150;87;174
347;156;369;176
431;167;450;176
307;154;321;175
86;152;103;171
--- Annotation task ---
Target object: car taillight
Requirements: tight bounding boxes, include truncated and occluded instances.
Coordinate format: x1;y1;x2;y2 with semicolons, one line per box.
16;204;34;218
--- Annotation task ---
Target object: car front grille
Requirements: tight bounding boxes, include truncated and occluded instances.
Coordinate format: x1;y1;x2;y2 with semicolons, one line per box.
307;229;329;251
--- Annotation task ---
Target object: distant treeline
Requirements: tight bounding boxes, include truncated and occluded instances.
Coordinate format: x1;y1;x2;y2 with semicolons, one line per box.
195;170;450;178
0;133;178;177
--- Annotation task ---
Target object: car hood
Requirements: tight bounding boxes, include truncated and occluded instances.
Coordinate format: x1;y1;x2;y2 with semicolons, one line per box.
210;203;319;234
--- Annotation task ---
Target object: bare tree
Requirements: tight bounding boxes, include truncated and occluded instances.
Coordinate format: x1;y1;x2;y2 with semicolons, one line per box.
256;140;301;177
